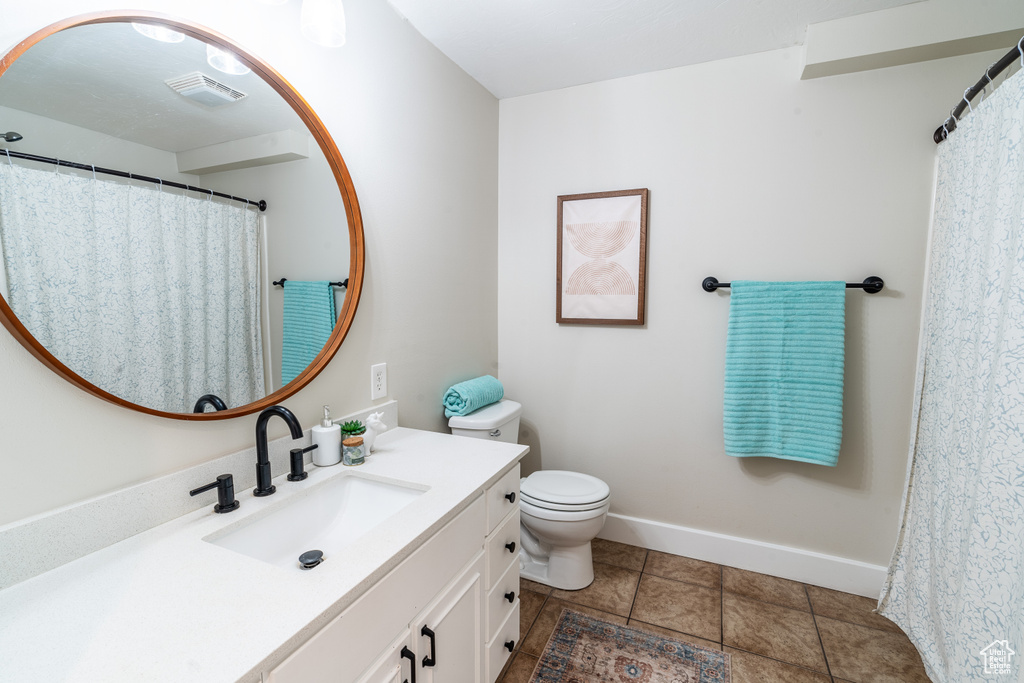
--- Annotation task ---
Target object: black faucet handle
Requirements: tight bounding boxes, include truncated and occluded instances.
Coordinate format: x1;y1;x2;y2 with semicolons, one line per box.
190;474;240;513
288;444;318;481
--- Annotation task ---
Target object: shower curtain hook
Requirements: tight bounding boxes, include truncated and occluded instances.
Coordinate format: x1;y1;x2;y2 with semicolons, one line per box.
950;107;959;123
1018;36;1024;68
963;88;973;114
5;149;11;166
91;164;96;181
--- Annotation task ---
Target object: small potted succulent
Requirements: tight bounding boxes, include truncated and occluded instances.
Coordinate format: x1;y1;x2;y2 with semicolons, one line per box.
340;419;366;439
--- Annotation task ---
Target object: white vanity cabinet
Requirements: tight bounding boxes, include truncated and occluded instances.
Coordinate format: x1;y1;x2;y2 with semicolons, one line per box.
267;464;521;683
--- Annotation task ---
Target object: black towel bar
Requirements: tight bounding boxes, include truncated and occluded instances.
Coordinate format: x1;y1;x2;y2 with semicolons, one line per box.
702;276;884;293
273;278;348;288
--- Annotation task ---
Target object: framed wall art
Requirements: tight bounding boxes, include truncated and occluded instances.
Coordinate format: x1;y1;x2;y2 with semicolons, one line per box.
556;188;649;325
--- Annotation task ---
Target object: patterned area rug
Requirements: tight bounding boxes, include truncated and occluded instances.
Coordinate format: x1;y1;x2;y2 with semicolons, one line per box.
531;609;731;682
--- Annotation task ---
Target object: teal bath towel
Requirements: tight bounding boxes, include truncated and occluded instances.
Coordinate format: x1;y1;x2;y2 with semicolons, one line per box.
443;375;504;418
723;281;846;466
282;281;336;385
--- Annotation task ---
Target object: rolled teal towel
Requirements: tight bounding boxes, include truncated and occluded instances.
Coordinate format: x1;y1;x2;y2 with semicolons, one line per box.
723;281;846;466
443;375;504;418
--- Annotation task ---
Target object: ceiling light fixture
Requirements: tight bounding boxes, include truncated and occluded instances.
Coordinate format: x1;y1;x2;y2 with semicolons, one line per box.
300;0;347;48
132;22;185;43
206;44;252;76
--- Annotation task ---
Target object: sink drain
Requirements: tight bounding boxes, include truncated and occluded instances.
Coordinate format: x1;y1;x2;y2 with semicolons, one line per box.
299;549;325;570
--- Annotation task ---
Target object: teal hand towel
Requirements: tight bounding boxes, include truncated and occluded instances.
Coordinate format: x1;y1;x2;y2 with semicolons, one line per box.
723;281;846;466
443;375;504;418
282;281;336;385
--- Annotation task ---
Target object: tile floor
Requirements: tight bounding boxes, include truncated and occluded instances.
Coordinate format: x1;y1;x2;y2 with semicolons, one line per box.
498;539;931;683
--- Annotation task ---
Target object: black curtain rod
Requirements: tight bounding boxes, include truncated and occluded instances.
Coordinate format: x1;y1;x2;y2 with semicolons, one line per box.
934;37;1023;144
702;276;884;293
1;148;267;211
273;278;348;288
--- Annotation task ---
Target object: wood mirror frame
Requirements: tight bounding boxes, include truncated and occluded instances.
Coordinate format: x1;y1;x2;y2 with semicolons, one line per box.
0;11;365;420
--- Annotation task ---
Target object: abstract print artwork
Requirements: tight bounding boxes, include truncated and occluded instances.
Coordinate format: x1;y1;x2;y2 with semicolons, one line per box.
557;188;649;324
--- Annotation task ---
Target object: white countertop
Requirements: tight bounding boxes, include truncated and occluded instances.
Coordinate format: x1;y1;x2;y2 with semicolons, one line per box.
0;428;527;682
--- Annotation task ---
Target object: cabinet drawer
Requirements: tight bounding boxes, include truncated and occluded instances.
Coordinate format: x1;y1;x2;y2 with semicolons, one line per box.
486;560;519;642
485;601;520;683
484;508;520;589
267;495;485;683
485;465;520;535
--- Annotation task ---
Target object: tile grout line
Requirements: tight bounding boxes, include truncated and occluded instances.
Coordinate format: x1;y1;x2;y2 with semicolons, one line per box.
720;564;725;644
625;549;648;621
805;583;835;679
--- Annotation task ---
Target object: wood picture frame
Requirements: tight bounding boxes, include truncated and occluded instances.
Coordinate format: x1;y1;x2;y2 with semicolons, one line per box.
556;188;649;325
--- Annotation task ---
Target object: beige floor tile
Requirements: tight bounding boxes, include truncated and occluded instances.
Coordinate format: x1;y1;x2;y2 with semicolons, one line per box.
816;616;931;682
630;573;722;642
499;652;539;683
628;619;723;651
520;577;552;596
722;566;810;611
722;592;827;672
592;538;647;571
518;589;546;644
806;585;902;633
725;647;832;683
645;550;721;588
550;561;641;616
519;598;627;657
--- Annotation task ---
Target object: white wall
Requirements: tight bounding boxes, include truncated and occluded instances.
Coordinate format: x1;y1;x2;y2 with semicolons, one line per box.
0;105;198;183
200;143;349;392
497;46;1004;566
0;0;498;527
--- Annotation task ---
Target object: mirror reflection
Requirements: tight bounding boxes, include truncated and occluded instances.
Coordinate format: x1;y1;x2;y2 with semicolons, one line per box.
0;21;351;414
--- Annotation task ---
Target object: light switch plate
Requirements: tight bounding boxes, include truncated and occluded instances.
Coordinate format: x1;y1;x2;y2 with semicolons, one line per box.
371;363;387;400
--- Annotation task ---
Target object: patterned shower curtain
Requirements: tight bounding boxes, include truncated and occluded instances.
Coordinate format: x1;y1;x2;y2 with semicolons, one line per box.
0;164;265;413
878;70;1024;682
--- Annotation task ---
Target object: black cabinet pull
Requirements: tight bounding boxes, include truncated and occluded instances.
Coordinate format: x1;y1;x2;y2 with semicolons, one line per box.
504;639;515;652
505;541;516;554
504;591;515;603
401;646;416;683
421;625;436;667
504;491;516;503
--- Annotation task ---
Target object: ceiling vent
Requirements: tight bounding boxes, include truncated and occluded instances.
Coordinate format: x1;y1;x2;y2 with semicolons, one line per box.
165;72;247;107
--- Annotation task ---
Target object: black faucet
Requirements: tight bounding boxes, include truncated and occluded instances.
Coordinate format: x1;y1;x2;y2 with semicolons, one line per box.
193;394;228;413
254;405;304;497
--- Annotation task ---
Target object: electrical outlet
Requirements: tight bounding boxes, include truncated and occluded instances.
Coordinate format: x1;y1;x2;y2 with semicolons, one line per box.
371;363;387;400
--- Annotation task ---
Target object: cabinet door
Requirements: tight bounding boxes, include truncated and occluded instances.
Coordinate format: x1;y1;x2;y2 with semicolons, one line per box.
412;554;484;683
354;630;412;683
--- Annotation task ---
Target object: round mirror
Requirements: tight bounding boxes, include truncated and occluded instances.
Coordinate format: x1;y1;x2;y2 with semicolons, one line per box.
0;12;364;419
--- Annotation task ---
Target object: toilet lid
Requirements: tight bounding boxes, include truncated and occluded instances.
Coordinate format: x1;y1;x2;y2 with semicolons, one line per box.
520;470;610;507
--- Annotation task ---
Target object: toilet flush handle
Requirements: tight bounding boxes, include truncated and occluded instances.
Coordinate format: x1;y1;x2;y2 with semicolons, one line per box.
489;429;501;438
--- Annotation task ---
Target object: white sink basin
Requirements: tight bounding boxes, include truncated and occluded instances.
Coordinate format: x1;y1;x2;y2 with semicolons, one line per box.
207;473;427;570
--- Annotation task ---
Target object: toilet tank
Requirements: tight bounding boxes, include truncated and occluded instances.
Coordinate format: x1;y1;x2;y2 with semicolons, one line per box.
448;399;522;444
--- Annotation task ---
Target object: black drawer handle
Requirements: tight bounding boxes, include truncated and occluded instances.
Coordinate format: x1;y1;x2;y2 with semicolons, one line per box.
504;491;516;503
421;625;436;667
505;541;516;554
504;639;515;653
504;591;515;603
401;646;416;683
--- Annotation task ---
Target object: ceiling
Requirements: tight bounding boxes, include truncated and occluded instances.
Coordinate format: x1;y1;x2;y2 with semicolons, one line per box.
386;0;926;99
0;22;305;152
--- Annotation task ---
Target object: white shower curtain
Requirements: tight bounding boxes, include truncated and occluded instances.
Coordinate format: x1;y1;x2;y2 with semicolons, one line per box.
0;164;265;413
878;70;1024;682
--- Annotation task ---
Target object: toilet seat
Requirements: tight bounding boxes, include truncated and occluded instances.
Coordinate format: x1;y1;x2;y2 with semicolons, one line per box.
520;496;611;522
520;470;610;511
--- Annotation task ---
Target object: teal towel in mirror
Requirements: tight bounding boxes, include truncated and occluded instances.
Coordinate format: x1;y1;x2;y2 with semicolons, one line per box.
723;281;846;466
443;375;504;418
282;281;336;385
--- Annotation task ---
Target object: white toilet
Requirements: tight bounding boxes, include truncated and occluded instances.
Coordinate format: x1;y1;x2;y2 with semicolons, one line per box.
448;399;610;590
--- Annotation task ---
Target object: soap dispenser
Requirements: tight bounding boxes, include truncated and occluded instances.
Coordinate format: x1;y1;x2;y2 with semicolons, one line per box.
311;405;342;467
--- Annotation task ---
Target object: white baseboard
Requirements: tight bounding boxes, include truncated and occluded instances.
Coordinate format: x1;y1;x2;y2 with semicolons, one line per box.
598;513;887;599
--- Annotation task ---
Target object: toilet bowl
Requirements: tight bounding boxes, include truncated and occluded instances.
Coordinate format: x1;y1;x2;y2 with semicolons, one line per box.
447;399;610;590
